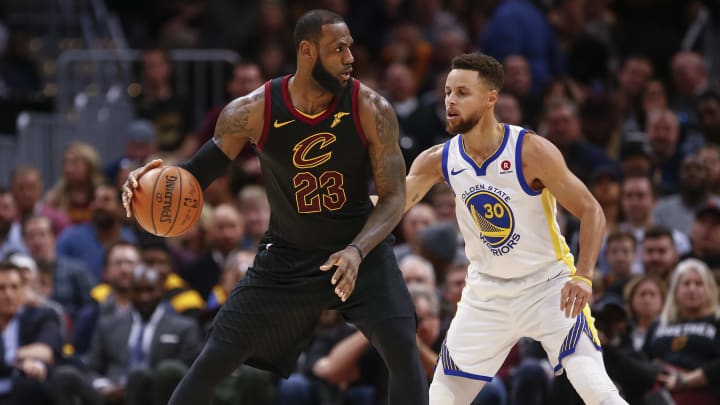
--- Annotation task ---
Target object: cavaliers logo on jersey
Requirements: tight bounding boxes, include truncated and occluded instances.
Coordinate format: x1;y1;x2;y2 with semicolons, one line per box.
464;190;521;256
292;132;336;169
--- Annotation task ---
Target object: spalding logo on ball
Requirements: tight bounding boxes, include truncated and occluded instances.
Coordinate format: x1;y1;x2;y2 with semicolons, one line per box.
132;166;203;237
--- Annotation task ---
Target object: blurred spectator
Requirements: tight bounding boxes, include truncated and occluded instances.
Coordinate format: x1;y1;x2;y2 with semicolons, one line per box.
398;254;436;291
684;202;720;269
56;183;138;282
381;22;432;89
502;54;539;126
427;183;456;225
132;48;194;158
417;221;459;284
548;0;609;87
45;142;105;225
602;230;636;297
494;93;524;126
622;78;672;136
588;164;622;233
10;166;70;235
653;153;720;235
413;0;461;43
382;62;430;165
644;259;720;404
0;186;27;258
618;175;691;274
180;203;244;298
204;249;253;313
581;92;623;158
203;166;235;208
615;56;655;132
589;293;659;405
394;202;437;262
623;275;666;352
0;29;41;98
408;284;443;379
618;139;653;177
698;144;720;194
237;185;270;251
52;265;203;405
640;109;677;173
642;226;680;284
479;0;564;97
165;209;209;272
696;90;720;144
440;258;467;330
139;238;204;316
670;50;710;126
103;120;158;187
74;241;141;355
7;253;65;329
22;215;92;321
196;62;264;148
425;27;467;92
0;261;61;405
542;98;614;183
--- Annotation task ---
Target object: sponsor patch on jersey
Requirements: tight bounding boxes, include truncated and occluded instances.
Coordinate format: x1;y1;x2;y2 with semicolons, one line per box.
498;159;513;175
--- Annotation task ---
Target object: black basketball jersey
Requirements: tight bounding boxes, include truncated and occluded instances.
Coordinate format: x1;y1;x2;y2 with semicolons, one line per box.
255;75;373;251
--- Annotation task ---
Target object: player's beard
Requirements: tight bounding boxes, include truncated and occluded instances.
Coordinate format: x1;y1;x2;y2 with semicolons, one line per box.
446;110;482;134
312;58;343;96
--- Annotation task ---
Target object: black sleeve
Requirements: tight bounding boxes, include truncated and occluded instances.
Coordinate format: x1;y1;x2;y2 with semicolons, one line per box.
179;139;233;189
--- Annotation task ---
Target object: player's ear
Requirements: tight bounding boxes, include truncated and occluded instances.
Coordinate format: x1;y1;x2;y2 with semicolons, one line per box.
299;40;314;60
488;89;498;105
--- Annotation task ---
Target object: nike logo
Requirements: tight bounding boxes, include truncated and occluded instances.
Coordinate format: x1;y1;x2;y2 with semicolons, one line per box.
331;112;350;128
273;119;295;128
451;168;467;175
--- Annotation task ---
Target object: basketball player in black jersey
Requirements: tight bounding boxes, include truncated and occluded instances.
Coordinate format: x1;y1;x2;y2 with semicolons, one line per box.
121;9;428;405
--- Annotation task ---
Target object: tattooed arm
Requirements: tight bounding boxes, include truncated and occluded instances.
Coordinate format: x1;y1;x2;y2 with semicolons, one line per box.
350;84;407;255
319;84;407;301
211;86;266;158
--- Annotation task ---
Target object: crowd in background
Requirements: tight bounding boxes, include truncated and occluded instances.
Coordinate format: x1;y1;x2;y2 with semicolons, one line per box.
1;0;720;404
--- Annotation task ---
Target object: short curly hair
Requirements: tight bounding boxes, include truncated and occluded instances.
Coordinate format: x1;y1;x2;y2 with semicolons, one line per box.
451;53;504;91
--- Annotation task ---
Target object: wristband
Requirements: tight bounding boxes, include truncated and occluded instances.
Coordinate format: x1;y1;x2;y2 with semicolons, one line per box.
348;243;364;260
571;275;593;288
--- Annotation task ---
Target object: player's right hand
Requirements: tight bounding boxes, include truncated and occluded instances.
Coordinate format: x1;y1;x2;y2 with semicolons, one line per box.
122;158;163;218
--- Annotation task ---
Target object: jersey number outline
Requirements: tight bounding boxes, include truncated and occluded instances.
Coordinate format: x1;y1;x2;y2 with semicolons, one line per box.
293;171;347;213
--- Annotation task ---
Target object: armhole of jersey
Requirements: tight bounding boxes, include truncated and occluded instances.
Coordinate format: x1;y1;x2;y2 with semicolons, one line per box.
442;138;451;185
256;80;273;151
352;80;368;146
516;129;542;196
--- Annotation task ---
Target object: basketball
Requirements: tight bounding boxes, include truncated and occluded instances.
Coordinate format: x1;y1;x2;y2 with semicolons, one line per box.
131;166;203;237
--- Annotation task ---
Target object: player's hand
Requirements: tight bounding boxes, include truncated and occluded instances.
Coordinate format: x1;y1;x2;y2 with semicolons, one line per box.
560;278;592;318
121;158;163;218
320;246;362;302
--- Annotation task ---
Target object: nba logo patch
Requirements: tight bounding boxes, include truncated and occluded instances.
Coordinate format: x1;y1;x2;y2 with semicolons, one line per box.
499;160;513;175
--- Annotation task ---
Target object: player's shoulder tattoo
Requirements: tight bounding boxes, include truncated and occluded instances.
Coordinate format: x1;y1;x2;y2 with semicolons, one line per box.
360;87;399;146
215;88;264;146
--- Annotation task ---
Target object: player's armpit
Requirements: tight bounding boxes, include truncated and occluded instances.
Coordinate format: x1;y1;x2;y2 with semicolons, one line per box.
405;144;445;212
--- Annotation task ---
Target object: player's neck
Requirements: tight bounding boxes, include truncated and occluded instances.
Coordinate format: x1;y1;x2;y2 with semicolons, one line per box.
462;115;503;159
288;74;334;115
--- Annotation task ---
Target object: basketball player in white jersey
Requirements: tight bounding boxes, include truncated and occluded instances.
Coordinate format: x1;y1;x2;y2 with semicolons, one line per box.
406;53;627;404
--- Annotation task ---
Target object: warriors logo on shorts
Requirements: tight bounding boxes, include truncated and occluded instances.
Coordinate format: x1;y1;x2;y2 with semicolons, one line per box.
465;190;520;256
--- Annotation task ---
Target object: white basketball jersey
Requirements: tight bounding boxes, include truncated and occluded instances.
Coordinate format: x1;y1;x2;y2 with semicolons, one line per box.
442;124;575;280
